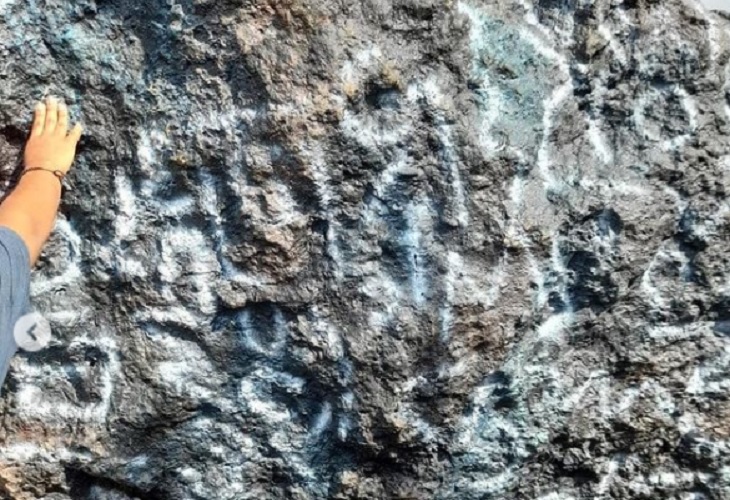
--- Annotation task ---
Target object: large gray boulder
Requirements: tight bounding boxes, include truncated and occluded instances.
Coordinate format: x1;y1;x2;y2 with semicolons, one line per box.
1;0;729;498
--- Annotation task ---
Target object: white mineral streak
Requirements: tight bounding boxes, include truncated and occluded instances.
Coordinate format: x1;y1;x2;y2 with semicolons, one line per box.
403;200;432;307
587;116;614;165
12;334;119;424
435;116;469;228
691;0;721;63
598;21;628;66
308;148;344;281
664;85;699;151
31;217;83;297
0;0;16;15
724;62;730;123
537;81;572;193
114;173;137;240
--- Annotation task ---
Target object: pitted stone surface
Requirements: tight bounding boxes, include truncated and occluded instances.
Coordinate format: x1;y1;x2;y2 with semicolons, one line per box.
0;0;730;499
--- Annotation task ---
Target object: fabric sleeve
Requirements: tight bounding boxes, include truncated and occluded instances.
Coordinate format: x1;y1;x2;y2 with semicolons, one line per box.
0;226;31;393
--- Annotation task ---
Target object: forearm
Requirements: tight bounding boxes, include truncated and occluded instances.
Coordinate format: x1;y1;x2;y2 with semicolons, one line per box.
0;97;82;267
0;171;62;265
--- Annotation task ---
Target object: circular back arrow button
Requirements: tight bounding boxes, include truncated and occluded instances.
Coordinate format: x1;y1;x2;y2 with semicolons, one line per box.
14;312;52;352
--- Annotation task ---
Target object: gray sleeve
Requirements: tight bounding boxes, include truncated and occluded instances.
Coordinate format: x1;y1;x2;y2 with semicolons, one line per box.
0;226;31;393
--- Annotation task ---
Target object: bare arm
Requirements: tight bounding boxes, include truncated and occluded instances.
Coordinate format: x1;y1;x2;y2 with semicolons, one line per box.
0;97;83;265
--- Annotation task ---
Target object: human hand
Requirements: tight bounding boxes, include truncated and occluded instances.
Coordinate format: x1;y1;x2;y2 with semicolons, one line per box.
24;96;83;175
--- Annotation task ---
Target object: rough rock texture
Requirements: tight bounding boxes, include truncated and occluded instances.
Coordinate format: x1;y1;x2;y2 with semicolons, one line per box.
0;0;730;498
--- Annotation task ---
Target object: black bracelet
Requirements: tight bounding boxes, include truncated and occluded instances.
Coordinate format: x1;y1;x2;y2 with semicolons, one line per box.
20;168;66;186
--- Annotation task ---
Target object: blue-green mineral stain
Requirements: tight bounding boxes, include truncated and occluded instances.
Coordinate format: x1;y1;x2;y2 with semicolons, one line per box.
460;3;557;157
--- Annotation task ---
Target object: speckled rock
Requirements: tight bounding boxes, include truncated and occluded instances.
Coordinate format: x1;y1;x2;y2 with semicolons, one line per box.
0;0;730;499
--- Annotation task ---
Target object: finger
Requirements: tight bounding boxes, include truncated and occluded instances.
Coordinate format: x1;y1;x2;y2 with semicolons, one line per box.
67;123;83;144
44;96;58;134
56;101;69;135
31;102;46;137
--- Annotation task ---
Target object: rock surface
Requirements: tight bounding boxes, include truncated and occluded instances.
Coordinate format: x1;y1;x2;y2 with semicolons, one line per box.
0;0;730;498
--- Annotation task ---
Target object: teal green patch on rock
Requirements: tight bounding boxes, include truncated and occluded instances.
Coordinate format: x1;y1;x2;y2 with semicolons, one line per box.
462;5;558;156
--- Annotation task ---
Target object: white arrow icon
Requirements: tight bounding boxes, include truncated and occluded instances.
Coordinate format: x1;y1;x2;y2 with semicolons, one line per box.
14;312;52;352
